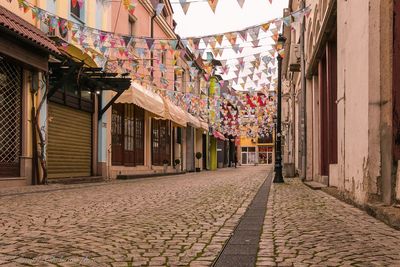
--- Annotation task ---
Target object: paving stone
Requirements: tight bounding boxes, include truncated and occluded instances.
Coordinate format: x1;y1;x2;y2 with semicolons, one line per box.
0;166;268;266
257;178;400;266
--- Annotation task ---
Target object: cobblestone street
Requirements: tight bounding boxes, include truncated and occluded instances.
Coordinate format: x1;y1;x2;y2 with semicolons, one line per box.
0;167;268;267
2;168;400;267
257;179;400;267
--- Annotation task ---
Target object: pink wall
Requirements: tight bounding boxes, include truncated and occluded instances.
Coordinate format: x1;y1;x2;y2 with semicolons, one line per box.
111;2;175;92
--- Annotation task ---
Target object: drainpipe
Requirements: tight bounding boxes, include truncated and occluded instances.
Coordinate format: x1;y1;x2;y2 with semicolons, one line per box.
300;0;307;181
150;12;157;81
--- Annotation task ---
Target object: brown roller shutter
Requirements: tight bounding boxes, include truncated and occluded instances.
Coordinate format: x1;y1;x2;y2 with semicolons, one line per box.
47;103;92;178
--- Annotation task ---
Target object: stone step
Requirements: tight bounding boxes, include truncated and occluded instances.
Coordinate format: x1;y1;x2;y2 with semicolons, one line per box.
304;181;327;190
117;171;187;180
47;176;104;185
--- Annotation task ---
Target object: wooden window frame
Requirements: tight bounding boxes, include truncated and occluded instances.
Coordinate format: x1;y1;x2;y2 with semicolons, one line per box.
111;103;145;166
70;0;83;21
151;119;171;166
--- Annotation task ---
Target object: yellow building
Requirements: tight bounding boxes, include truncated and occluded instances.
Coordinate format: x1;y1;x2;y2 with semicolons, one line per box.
238;135;274;166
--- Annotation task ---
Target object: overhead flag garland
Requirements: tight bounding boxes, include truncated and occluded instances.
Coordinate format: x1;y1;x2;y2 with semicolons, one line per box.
7;0;311;137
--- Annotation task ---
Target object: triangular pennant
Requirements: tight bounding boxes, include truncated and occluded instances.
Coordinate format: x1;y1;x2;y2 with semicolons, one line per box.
215;35;223;45
208;0;219;13
237;0;245;8
155;3;165;16
261;23;270;32
239;30;247;41
252;40;260;47
169;40;178;50
145;38;155;50
181;2;191;15
192;38;200;49
283;16;292;27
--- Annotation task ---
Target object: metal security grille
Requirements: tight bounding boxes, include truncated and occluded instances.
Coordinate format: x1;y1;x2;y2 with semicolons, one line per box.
0;58;22;177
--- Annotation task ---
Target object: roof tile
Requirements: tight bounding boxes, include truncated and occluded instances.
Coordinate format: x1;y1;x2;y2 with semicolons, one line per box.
0;5;59;54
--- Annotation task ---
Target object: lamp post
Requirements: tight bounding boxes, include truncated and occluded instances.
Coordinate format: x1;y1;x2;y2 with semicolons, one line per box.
273;34;286;183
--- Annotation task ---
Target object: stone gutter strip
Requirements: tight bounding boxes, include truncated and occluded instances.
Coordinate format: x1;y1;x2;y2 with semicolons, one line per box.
212;171;273;267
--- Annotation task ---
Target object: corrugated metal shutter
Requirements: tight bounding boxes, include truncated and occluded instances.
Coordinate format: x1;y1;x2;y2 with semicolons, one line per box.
47;103;92;178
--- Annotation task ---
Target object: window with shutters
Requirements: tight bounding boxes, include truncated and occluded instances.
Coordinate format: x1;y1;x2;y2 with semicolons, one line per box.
71;0;84;21
111;104;145;166
0;58;22;177
151;119;171;166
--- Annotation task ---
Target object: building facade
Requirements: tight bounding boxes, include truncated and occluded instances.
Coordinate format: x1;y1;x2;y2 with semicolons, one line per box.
283;0;399;209
0;3;59;187
0;0;214;186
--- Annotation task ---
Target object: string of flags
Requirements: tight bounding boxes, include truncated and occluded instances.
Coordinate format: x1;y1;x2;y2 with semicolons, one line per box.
7;0;311;138
174;0;274;15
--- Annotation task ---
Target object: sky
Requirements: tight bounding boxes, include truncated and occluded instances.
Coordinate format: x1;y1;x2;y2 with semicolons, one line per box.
172;0;289;38
170;0;289;92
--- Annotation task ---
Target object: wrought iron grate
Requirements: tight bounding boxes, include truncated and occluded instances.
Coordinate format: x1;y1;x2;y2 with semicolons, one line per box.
0;58;22;169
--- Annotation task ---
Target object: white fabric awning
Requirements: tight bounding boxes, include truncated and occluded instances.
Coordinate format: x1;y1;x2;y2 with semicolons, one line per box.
199;120;209;132
186;112;201;128
116;82;165;118
163;98;187;127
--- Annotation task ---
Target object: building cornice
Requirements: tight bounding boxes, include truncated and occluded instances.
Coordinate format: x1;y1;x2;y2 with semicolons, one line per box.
306;0;337;79
139;0;176;38
139;0;154;14
155;16;176;38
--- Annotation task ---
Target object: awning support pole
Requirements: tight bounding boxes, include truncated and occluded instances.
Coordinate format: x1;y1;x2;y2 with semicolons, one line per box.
98;91;123;120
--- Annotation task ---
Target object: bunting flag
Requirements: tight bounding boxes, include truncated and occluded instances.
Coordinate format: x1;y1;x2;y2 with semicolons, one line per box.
6;0;310;138
155;3;165;16
145;39;155;50
181;2;191;14
237;0;245;8
208;0;219;13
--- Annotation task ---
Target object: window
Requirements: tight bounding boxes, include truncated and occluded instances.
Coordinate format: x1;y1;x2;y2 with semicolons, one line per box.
111;104;145;166
161;51;166;78
151;119;171;166
258;134;273;144
241;147;256;165
258;146;273;164
71;0;83;20
181;70;186;92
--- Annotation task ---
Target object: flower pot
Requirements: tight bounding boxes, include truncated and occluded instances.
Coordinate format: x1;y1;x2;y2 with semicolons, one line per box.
163;164;168;173
175;164;180;173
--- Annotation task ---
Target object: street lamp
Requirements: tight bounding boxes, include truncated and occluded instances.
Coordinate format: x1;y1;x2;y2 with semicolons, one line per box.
273;34;286;183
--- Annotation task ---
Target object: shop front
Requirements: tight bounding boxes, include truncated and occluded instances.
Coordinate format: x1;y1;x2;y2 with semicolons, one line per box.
258;145;274;165
0;6;58;186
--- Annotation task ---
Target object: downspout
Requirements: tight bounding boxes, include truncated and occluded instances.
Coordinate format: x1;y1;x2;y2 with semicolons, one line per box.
300;0;307;180
150;12;157;80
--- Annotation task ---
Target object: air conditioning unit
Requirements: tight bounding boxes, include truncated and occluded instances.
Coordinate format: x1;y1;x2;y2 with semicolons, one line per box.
289;44;301;72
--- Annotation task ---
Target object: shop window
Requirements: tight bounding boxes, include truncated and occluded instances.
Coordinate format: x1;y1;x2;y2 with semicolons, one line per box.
152;119;171;166
259;146;273;165
241;147;256;165
111;104;145;166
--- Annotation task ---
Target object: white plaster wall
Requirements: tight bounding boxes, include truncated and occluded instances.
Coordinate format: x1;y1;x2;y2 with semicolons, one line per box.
311;76;320;181
337;0;370;204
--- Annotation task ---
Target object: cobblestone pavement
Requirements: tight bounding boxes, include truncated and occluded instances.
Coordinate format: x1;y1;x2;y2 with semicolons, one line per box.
257;178;400;267
0;166;270;267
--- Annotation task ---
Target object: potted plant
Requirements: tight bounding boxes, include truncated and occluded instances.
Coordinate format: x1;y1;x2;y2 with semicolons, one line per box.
162;159;169;173
174;159;181;173
195;152;202;172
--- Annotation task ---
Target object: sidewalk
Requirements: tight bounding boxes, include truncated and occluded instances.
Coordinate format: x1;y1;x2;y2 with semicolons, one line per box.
257;178;400;266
